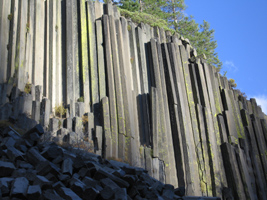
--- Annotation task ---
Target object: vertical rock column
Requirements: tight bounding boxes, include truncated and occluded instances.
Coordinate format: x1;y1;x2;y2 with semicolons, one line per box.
79;0;90;113
33;0;45;91
87;1;99;118
116;17;133;163
242;106;267;198
14;0;28;90
179;45;206;193
101;97;112;159
157;39;177;187
96;20;106;100
135;27;150;145
7;0;19;82
55;0;62;106
25;0;35;84
109;15;126;160
102;15;118;158
168;42;201;195
194;59;222;196
0;0;11;83
202;62;228;194
50;0;62;110
162;42;185;187
150;39;177;187
128;20;142;167
66;0;79;112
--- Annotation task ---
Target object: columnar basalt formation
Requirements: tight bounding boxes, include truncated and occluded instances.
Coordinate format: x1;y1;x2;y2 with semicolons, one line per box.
0;1;267;199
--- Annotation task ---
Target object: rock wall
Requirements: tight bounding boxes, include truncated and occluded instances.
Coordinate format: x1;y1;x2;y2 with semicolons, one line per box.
0;1;267;199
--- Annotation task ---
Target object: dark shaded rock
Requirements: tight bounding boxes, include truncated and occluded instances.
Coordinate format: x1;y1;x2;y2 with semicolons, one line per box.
57;187;82;200
222;187;234;200
10;177;29;198
122;175;138;186
61;158;73;175
36;160;60;176
11;168;27;177
100;178;120;190
25;170;37;182
52;155;64;165
128;186;139;198
174;186;185;197
112;169;126;178
73;155;86;170
78;167;91;178
114;187;127;200
100;186;114;200
7;130;21;140
23;124;44;138
0;161;16;177
69;177;86;195
82;176;101;190
52;181;65;191
1;136;16;148
94;169;129;188
0;177;14;196
27;185;42;200
72;173;80;179
28;132;40;144
83;187;100;200
58;173;70;183
43;189;65;200
17;161;33;169
26;147;47;166
9;116;16;124
45;173;58;182
41;145;63;160
33;175;52;189
152;181;164;193
6;145;25;161
162;184;174;199
17;144;27;153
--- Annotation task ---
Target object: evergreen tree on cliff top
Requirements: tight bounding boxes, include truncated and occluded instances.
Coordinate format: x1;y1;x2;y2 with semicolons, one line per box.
118;0;222;69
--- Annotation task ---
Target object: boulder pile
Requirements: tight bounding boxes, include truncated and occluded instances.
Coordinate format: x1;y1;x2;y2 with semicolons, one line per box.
1;124;220;200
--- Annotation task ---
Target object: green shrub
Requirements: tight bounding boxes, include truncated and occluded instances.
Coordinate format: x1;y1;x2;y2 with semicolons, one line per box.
229;78;237;88
26;23;30;33
24;83;31;94
55;103;67;117
119;8;174;34
58;120;62;129
77;96;84;102
8;14;12;21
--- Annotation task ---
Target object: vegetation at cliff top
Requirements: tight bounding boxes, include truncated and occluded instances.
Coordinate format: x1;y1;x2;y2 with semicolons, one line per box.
116;0;222;70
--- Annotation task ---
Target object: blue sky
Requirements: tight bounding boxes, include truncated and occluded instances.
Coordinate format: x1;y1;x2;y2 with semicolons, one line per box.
184;0;267;113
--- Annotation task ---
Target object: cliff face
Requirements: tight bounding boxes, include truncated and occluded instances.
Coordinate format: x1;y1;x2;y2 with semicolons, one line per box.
0;1;267;199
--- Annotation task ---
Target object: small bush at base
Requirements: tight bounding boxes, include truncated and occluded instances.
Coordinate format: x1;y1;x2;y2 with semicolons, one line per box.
54;103;67;118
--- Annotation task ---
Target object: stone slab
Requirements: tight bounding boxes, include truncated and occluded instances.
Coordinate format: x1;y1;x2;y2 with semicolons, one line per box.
8;0;19;80
96;20;106;100
103;15;118;158
150;87;158;158
79;0;90;113
101;97;112;159
221;143;246;200
217;114;229;144
0;0;11;83
87;1;99;117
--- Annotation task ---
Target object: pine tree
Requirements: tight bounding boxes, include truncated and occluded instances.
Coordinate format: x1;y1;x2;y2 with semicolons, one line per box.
119;0;140;12
163;0;186;28
118;0;222;70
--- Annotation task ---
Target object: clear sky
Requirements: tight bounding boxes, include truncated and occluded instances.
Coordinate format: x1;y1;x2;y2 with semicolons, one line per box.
184;0;267;113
